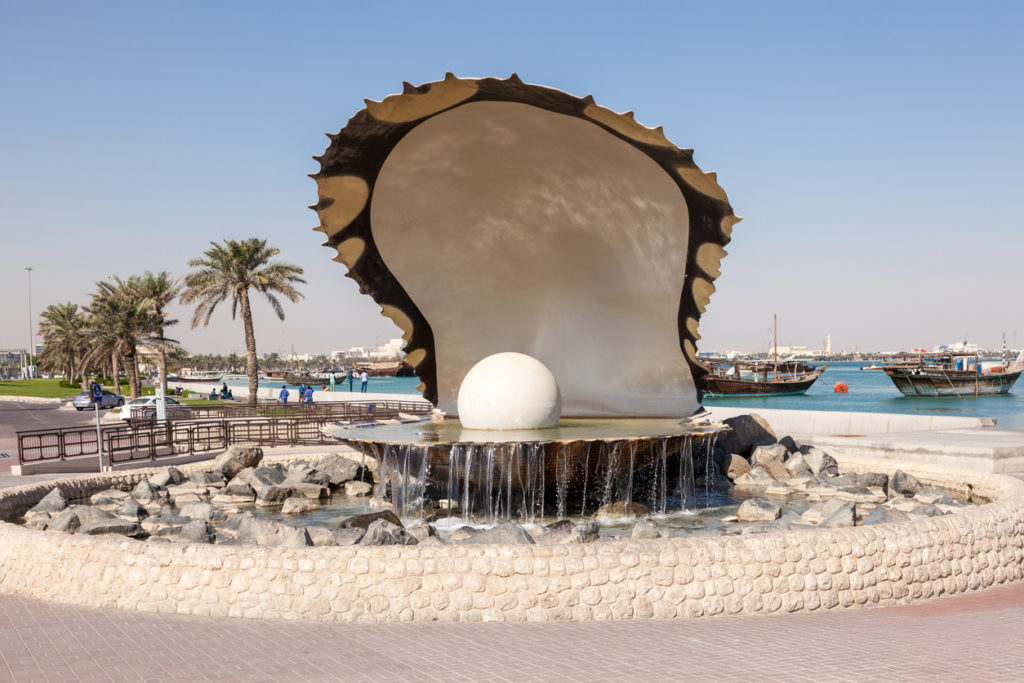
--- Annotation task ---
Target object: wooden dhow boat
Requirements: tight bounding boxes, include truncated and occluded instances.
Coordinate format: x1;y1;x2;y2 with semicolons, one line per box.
703;359;827;397
883;350;1024;397
702;316;826;397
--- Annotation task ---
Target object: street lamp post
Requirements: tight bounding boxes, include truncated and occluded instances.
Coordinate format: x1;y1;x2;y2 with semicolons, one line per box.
25;267;33;379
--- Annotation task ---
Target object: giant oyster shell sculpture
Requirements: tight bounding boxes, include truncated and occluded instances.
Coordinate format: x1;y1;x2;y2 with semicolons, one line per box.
312;75;739;418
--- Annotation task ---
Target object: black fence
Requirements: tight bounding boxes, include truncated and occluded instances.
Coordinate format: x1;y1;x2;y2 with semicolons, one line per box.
17;400;431;465
127;399;429;423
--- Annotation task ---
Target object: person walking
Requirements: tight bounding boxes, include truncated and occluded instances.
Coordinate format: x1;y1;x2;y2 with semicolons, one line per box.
304;385;314;403
348;371;354;392
360;369;369;393
278;384;290;405
329;373;336;392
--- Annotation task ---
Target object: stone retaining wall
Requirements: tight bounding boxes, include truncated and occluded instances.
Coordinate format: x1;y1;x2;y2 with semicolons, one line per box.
0;455;1022;623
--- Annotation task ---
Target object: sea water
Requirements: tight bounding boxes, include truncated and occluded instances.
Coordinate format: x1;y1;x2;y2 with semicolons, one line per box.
704;360;1024;428
230;360;1024;427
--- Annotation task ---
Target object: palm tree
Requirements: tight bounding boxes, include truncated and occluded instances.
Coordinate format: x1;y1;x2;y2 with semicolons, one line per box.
37;302;89;385
180;238;305;405
87;278;161;399
132;271;180;395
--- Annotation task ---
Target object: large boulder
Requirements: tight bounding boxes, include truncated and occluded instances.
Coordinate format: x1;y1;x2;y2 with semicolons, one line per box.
570;520;601;543
835;486;887;505
333;527;367;545
232;515;294;545
800;446;838;476
28;488;68;515
254;486;293;507
248;466;287;494
459;520;534;545
337;510;403;530
914;486;949;505
130;480;165;503
179;520;215;544
189;471;227;487
820;501;856;527
273;526;314;548
732;465;775;488
117;500;150;521
761;459;791;482
47;509;81;533
316;454;368;487
891;470;922;497
287;483;329;500
715;414;777;456
344;481;373;497
212;445;264;479
90;489;131;507
78;519;145;538
736;498;782;522
281;497;320;515
406;522;440;543
179;502;226;522
778;435;800;453
783;452;811;477
149;467;184;487
750;443;789;468
857;472;889;493
719;454;751;481
802;497;852;525
631;518;666;539
284;467;332;488
358;518;416;545
864;508;910;525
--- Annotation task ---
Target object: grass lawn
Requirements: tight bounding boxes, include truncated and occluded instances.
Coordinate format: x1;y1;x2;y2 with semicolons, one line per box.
0;378;81;398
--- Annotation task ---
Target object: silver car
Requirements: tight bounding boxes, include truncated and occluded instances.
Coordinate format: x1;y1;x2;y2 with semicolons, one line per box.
72;390;125;410
119;396;183;420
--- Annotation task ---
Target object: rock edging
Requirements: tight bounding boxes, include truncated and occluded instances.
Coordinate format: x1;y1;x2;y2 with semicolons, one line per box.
0;454;1021;623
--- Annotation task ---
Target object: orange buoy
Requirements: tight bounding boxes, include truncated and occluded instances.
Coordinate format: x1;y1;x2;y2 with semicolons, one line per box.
834;381;849;394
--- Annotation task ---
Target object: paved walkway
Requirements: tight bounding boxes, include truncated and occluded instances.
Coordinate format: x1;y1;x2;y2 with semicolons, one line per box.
2;581;1024;682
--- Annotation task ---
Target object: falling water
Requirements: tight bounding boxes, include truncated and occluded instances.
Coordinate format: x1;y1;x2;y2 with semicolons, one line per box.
356;430;720;526
678;437;696;510
556;443;568;520
580;442;592;517
625;441;637;512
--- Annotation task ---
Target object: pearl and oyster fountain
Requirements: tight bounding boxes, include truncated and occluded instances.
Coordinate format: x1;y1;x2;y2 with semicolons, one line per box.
316;75;739;522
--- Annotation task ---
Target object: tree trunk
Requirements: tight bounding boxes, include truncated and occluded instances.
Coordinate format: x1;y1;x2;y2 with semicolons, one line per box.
239;290;259;406
111;350;120;395
155;325;168;397
124;346;140;399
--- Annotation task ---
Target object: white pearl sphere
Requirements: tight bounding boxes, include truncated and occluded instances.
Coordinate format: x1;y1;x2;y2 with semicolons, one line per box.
457;352;562;430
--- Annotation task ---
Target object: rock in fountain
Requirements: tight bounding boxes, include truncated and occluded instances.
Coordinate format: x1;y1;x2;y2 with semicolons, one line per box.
315;75;739;522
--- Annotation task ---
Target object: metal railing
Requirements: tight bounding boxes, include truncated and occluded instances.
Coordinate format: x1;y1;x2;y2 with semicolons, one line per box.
127;400;429;422
17;400;432;465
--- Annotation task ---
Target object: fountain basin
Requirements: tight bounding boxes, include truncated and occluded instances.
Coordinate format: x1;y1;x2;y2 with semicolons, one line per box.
325;418;725;520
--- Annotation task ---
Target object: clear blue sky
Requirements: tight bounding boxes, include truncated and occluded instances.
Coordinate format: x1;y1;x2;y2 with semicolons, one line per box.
1;1;1021;356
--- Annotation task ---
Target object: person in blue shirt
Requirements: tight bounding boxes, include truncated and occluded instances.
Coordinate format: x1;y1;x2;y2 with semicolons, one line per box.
278;385;290;405
304;385;314;403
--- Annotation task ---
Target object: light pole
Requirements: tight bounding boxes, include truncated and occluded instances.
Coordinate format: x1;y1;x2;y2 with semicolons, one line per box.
25;267;33;379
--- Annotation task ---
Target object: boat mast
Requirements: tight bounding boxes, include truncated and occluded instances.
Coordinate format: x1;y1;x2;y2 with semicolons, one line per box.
773;314;778;381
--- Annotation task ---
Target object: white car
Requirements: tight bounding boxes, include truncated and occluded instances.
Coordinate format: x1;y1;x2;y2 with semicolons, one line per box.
119;396;183;420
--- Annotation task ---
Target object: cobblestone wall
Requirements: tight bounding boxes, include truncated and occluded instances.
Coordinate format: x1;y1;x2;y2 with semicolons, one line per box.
0;455;1021;622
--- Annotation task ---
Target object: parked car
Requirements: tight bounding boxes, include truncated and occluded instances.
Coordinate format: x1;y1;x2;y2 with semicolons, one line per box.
72;390;125;410
118;396;183;420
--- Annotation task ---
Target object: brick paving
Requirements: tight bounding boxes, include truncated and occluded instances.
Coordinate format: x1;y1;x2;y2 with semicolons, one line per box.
1;581;1023;681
